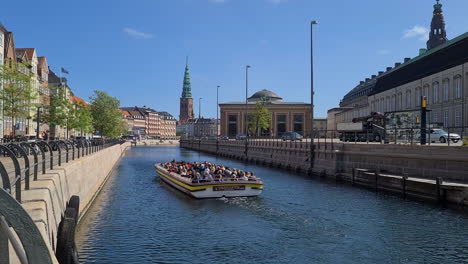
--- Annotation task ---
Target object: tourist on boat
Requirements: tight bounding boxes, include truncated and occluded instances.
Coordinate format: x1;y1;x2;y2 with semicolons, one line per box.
162;161;257;183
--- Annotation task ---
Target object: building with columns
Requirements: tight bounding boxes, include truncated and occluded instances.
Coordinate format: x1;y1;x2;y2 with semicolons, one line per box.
332;0;468;135
220;89;314;137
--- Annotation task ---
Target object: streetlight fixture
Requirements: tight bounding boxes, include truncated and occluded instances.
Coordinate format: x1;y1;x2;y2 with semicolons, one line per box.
310;20;318;171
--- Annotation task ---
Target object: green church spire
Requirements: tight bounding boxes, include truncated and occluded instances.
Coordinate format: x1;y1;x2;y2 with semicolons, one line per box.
181;59;192;98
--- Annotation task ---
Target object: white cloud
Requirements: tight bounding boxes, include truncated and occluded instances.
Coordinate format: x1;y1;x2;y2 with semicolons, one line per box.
403;26;429;41
123;27;155;39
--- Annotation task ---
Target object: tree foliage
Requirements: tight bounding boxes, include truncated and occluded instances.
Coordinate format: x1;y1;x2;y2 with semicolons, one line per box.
41;85;69;131
248;101;271;136
0;62;38;136
68;101;93;135
89;90;122;138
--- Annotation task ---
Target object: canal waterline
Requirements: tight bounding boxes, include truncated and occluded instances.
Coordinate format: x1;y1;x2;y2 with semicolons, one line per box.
76;146;468;264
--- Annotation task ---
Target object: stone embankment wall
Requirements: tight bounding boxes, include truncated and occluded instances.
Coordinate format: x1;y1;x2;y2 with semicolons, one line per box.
180;140;468;205
21;142;130;261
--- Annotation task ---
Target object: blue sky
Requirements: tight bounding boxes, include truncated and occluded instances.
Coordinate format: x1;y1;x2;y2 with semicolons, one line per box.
2;0;468;118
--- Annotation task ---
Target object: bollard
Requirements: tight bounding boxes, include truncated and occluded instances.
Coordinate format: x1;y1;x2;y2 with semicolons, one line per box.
374;169;380;192
436;177;444;202
402;175;408;198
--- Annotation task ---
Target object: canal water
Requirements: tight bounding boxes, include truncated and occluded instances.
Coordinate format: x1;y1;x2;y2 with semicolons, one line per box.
76;146;468;264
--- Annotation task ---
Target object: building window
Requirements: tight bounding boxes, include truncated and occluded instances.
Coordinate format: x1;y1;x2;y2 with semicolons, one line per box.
433;111;439;123
443;79;449;101
386;97;390;112
455;110;461;128
293;115;303;135
228;115;237;137
432;82;439;103
415;87;421;106
277;115;287;136
397;93;403;110
443;110;449;128
454;76;462;99
406;90;412;109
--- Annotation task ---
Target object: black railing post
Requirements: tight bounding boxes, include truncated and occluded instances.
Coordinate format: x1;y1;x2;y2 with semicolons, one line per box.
21;143;38;181
0;145;22;202
8;144;30;190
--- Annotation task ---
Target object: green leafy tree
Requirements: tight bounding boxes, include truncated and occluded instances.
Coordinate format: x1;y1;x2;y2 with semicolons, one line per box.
89;90;122;138
41;85;69;138
119;119;129;136
0;62;38;136
248;101;271;136
68;101;93;136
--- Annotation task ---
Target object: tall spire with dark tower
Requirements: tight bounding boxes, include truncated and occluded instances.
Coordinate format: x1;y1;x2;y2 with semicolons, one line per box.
179;57;194;124
427;0;448;50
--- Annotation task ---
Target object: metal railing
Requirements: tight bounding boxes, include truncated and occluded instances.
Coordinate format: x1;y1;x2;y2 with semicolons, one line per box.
0;138;125;203
194;126;468;147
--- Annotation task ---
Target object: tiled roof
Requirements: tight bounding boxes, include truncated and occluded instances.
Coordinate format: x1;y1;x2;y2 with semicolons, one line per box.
15;49;27;61
16;48;35;60
373;32;468;95
70;96;87;105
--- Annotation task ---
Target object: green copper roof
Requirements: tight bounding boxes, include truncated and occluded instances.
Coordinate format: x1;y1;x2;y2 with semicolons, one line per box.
181;64;192;98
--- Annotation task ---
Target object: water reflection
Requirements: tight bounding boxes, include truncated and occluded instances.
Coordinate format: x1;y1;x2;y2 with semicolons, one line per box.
76;146;468;264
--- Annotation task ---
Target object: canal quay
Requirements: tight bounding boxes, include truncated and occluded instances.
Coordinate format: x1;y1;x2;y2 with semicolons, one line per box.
76;146;468;264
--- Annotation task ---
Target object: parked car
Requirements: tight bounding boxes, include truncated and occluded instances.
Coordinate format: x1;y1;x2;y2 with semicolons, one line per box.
235;134;247;140
220;136;230;141
417;129;461;143
281;132;303;141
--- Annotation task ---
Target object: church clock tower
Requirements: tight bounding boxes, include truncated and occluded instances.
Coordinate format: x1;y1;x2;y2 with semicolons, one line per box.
427;0;448;50
179;62;194;124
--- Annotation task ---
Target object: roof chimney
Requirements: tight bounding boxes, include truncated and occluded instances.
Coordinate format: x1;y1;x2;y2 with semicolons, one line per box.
404;57;411;63
371;75;377;79
378;71;384;76
395;62;401;67
360;81;365;85
365;78;370;82
386;67;392;71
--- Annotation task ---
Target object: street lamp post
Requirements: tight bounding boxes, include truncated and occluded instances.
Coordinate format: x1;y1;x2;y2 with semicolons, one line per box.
199;97;202;119
245;65;251;136
36;106;42;139
217;85;220;137
310;20;318;172
244;65;251;157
